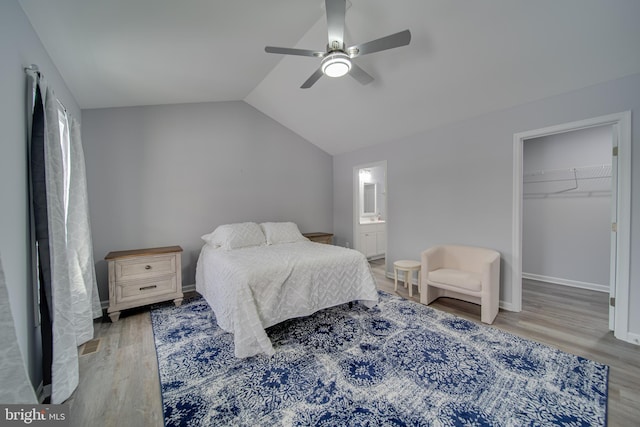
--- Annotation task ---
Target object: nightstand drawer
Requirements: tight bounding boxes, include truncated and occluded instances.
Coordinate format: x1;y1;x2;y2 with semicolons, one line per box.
117;276;177;303
115;254;175;280
106;245;184;322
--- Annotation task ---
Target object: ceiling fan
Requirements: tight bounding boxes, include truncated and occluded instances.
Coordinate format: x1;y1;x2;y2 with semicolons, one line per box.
265;0;411;89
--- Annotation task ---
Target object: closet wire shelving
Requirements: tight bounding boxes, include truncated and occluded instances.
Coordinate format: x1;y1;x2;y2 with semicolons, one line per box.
523;164;612;198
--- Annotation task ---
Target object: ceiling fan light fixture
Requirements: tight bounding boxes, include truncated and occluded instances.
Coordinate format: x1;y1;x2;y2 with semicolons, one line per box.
321;52;351;77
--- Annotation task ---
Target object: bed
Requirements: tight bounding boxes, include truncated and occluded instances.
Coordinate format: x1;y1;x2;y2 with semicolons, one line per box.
195;222;379;358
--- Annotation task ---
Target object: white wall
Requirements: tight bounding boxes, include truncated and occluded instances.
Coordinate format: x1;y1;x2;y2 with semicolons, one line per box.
523;126;611;288
81;101;333;302
333;72;640;335
0;0;82;390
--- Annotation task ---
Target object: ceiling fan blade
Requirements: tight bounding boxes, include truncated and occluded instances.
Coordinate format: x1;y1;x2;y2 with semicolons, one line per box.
325;0;346;46
265;46;324;57
301;68;324;89
348;29;411;58
349;63;374;85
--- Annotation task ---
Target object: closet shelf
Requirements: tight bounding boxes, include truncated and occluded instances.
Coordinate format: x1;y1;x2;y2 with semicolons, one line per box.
523;164;611;196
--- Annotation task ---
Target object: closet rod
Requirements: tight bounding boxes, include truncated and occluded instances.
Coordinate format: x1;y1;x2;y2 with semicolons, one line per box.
524;175;611;184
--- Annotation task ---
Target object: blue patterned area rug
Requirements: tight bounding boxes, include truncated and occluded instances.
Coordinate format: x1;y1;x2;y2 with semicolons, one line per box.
150;292;608;426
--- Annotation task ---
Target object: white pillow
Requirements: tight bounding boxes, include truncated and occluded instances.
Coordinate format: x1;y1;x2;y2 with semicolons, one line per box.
260;222;308;245
201;222;266;250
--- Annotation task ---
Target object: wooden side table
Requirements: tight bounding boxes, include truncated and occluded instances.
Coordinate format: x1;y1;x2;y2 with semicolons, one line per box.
303;232;334;245
394;260;421;297
105;245;183;322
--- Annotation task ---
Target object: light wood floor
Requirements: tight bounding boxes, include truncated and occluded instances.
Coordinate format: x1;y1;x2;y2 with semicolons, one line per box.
67;260;640;426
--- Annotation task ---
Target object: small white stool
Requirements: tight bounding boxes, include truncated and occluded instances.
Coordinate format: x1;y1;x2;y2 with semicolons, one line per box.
394;260;421;297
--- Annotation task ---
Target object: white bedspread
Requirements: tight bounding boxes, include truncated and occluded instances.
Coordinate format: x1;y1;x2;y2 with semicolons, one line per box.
195;241;379;358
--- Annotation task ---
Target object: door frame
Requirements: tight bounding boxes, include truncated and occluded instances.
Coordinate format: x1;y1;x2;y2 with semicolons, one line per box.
353;160;387;258
511;111;631;342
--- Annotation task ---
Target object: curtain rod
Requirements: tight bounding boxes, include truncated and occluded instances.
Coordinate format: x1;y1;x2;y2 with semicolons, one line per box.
24;63;39;73
24;64;69;113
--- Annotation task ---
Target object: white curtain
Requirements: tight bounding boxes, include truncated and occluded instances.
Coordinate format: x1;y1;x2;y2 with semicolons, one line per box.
30;74;101;404
0;254;38;404
67;116;103;340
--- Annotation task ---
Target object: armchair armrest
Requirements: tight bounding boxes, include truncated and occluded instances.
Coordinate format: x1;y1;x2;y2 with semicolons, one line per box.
480;251;500;299
421;247;444;287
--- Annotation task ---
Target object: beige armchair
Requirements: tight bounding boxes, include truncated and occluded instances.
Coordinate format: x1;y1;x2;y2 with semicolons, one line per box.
420;245;500;324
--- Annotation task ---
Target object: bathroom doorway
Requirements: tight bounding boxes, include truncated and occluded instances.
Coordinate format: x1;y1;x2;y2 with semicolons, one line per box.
353;161;388;269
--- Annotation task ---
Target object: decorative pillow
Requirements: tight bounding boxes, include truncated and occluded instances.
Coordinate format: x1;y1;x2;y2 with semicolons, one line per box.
201;222;266;250
260;222;308;245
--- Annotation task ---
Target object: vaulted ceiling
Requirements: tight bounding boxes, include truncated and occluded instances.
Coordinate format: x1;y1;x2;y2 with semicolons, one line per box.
19;0;640;155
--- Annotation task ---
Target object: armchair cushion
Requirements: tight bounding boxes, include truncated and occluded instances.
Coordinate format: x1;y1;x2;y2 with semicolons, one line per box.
428;268;482;292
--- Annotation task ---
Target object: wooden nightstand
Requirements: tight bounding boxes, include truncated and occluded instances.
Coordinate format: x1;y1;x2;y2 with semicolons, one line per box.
105;245;184;322
303;232;334;245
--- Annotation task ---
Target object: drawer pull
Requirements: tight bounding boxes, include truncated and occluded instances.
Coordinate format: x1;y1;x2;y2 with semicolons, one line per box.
144;265;152;270
140;285;157;291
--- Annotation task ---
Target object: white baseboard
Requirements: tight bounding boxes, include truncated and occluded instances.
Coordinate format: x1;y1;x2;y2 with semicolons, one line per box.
385;270;606;311
384;271;515;312
385;271;419;286
522;273;609;293
625;332;640;346
499;301;516;312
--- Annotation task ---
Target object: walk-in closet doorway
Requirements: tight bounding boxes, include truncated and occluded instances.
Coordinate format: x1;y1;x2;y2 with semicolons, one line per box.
512;112;632;344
